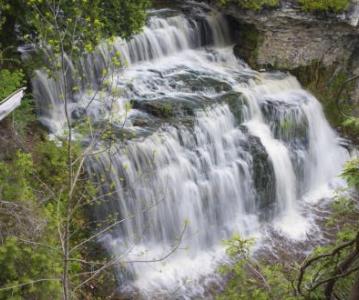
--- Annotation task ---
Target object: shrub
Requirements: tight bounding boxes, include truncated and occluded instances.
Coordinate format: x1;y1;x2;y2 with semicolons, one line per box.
217;0;280;10
0;69;25;100
299;0;350;12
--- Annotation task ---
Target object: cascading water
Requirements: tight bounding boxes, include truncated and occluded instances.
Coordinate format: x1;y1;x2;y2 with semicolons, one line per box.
32;3;350;298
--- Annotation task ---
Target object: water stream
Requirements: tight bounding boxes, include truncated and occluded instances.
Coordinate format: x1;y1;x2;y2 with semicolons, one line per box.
32;3;350;298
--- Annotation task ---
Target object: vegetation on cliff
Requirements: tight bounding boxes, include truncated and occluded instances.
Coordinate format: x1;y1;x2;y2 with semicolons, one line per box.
216;0;279;10
216;0;351;12
299;0;351;12
219;158;359;299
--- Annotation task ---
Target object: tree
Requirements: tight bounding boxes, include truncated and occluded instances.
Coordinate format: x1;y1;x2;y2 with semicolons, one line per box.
0;1;187;299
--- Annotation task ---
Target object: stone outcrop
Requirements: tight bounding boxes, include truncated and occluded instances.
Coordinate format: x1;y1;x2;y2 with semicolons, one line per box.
223;0;359;68
215;0;359;123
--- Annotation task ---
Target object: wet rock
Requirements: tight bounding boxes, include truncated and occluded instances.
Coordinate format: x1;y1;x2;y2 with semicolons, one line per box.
71;107;86;120
261;100;309;146
131;100;174;118
247;135;277;221
221;91;247;123
169;72;233;93
232;22;264;69
131;98;201;119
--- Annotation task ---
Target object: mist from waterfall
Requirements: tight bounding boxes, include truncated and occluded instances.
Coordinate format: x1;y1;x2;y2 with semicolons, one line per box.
32;3;350;298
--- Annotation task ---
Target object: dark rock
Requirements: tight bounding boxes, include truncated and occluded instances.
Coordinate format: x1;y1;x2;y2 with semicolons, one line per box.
131;98;202;119
247;135;277;221
221;91;247;123
71;107;86;120
231;20;264;69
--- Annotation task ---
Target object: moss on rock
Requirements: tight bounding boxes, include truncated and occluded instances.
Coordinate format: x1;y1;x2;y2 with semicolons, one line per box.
230;19;264;69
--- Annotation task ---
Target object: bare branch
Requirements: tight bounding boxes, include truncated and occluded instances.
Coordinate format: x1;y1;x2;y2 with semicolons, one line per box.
73;223;188;292
0;278;61;292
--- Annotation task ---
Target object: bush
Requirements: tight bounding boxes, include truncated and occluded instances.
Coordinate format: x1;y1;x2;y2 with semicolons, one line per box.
0;237;62;300
0;69;25;100
217;0;279;10
216;0;350;12
0;142;85;299
342;158;359;190
0;150;63;299
299;0;350;12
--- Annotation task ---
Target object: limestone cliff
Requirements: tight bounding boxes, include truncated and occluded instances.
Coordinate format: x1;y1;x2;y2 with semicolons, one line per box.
213;0;359;129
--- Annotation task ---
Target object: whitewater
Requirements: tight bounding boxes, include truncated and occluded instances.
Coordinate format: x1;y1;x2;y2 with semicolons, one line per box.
32;3;350;298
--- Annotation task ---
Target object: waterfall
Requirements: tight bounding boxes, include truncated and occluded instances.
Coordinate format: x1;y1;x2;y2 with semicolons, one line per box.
32;8;230;133
32;3;350;298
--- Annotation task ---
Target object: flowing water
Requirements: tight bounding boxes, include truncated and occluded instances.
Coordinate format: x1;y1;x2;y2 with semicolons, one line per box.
33;2;350;299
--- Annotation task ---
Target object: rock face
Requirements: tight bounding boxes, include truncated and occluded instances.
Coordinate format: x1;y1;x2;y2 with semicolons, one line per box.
224;0;359;68
217;0;359;118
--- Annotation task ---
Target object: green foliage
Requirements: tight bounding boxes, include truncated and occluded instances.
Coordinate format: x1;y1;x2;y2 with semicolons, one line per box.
0;237;62;300
300;194;359;299
22;0;101;55
0;148;63;299
0;0;9;31
35;141;69;188
12;97;37;135
0;1;151;298
3;0;150;57
329;195;357;222
218;235;297;300
0;151;34;201
0;69;25;100
299;162;359;298
299;0;350;12
342;116;359;136
0;0;149;75
224;234;254;258
219;158;359;299
217;0;279;10
0;140;91;299
101;0;151;39
216;0;350;12
0;68;36;135
342;158;359;190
